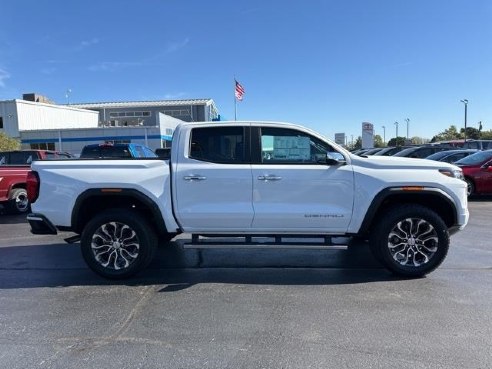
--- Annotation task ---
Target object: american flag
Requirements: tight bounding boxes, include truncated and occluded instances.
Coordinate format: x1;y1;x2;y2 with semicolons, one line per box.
235;80;245;101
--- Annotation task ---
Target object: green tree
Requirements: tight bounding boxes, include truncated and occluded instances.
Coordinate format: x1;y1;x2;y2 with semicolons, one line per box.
0;132;20;151
410;136;429;145
431;124;483;142
374;134;384;148
387;136;406;147
480;130;492;139
431;125;461;142
352;136;362;150
462;127;480;140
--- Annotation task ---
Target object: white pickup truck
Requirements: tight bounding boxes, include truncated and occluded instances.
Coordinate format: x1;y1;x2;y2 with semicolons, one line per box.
27;121;469;279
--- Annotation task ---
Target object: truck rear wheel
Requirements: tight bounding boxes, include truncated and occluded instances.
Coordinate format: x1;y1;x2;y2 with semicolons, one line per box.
81;209;157;279
6;188;30;214
369;205;449;278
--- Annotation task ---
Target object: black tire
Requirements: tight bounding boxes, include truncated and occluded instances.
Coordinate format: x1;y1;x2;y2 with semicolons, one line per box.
81;209;158;279
465;177;475;197
6;188;30;214
369;204;449;278
160;233;176;244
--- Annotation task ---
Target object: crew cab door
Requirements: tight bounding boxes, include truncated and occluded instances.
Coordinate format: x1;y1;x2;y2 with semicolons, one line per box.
250;126;354;233
173;125;254;232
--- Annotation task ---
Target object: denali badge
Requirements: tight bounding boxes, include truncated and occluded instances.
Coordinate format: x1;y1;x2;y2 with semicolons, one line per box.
304;214;344;218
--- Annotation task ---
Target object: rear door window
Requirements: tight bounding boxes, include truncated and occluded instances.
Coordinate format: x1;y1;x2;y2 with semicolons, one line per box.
465;142;479;149
100;146;132;158
9;152;34;164
80;146;101;158
189;126;246;164
134;145;146;158
143;147;157;157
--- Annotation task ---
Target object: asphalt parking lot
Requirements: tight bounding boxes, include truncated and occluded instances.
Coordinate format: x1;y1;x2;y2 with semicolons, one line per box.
0;200;491;369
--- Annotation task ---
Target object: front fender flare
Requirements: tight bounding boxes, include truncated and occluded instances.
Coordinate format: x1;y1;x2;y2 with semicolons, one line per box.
357;187;458;236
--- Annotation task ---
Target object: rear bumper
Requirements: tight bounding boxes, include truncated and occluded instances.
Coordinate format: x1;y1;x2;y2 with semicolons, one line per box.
27;213;58;235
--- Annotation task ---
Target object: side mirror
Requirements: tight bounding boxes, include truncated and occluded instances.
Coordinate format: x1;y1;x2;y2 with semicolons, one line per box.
326;152;346;166
481;162;492;172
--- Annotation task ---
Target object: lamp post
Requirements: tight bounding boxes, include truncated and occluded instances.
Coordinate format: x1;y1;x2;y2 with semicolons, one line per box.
394;121;399;139
460;99;468;142
405;118;410;140
66;89;72;105
381;125;386;145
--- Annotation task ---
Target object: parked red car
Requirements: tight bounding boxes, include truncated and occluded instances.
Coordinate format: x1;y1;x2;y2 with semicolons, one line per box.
454;150;492;196
0;150;72;165
0;150;73;213
0;165;31;213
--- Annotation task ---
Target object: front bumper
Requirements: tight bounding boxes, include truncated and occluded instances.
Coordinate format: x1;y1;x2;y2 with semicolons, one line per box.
449;207;469;235
27;213;58;235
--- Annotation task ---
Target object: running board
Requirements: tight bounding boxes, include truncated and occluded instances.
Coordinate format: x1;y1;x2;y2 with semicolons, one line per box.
64;235;81;244
183;234;351;250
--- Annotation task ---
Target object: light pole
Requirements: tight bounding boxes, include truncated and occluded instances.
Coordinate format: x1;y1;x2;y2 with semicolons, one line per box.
381;125;386;145
394;121;399;139
66;89;72;105
460;99;468;142
405;118;410;140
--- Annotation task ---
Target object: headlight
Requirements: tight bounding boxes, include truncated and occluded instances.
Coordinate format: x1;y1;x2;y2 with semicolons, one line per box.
439;168;464;180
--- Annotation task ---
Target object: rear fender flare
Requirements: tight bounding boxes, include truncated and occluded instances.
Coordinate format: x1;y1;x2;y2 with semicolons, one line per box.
71;188;168;235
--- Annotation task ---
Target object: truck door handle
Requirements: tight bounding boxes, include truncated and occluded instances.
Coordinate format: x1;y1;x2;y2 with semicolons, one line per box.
183;175;207;181
257;175;282;181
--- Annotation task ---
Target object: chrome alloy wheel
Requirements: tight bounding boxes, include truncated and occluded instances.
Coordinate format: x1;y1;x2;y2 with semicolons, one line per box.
15;192;29;212
387;218;438;267
91;222;140;270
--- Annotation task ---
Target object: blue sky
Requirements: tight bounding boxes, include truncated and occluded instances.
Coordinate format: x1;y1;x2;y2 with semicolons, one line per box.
1;0;491;141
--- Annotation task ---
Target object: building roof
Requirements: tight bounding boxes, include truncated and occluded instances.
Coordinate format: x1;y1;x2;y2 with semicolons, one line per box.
69;98;215;109
11;99;99;114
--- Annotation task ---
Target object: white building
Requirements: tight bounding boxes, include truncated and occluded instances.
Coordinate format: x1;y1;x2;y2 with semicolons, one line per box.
70;98;218;127
19;113;183;154
0;95;220;155
0;99;98;138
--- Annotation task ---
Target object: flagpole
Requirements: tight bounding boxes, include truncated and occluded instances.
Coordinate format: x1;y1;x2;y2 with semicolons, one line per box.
234;77;237;121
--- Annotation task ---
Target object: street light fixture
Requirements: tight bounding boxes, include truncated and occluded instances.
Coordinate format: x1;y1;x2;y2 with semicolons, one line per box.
460;99;468;142
381;125;386;145
405;118;410;140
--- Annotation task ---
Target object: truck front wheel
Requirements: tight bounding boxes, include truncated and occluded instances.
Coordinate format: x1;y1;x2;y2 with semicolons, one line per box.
81;209;157;279
370;205;449;278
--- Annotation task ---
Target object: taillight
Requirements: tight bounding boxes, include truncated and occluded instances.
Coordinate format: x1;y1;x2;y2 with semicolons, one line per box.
26;171;40;204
